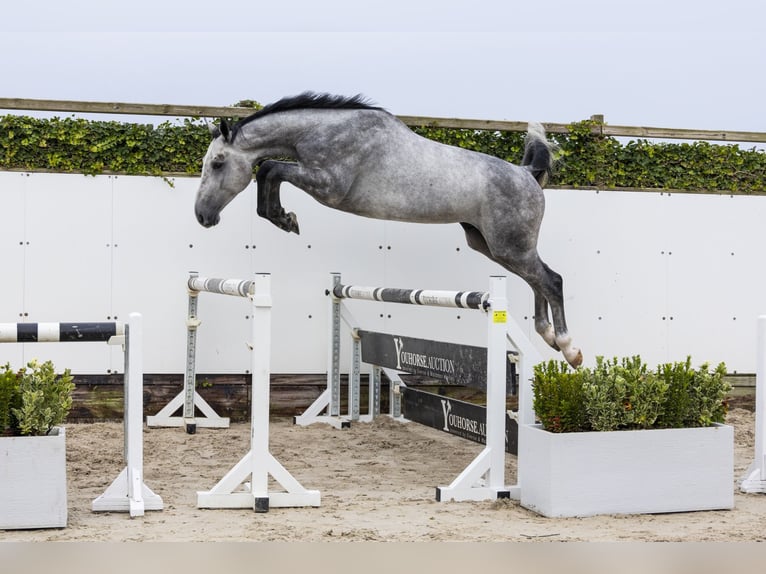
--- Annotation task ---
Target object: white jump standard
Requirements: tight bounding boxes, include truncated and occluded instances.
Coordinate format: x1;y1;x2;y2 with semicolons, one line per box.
146;272;232;432
298;272;538;502
0;314;162;518
195;273;320;512
741;315;766;493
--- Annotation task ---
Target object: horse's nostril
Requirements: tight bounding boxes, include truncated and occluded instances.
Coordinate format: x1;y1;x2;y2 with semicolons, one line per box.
195;209;219;228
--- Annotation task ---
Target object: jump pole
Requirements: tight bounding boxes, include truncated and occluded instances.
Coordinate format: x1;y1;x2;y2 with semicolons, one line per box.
146;271;231;433
195;273;320;512
741;315;766;493
0;314;162;518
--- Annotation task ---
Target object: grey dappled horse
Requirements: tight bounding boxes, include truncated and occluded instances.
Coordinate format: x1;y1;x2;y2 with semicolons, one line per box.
194;93;582;367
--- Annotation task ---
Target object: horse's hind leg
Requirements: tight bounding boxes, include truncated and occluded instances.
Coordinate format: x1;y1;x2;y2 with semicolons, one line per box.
461;223;582;367
533;289;559;351
461;223;558;348
255;160;301;234
515;256;582;367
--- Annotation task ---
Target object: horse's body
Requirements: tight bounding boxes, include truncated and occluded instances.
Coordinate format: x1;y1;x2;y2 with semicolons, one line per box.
195;93;582;367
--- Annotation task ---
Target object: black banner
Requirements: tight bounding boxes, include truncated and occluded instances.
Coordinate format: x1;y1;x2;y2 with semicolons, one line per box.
359;330;516;394
402;387;518;455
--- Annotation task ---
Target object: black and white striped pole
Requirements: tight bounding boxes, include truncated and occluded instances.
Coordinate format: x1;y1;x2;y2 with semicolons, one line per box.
0;314;163;518
0;321;123;343
332;283;489;310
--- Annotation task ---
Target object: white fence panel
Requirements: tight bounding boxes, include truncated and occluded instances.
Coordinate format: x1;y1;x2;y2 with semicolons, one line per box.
247;186;387;373
1;172;765;374
538;190;669;367
111;175;252;374
10;174;112;372
0;172;27;367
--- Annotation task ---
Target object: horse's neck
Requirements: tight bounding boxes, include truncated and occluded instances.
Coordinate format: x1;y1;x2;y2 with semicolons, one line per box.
235;113;318;157
236;110;384;162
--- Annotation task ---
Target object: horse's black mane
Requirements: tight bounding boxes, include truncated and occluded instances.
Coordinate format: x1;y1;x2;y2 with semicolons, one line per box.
233;92;384;134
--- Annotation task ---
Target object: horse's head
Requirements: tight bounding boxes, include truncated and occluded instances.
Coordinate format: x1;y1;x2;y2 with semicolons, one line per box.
194;119;254;227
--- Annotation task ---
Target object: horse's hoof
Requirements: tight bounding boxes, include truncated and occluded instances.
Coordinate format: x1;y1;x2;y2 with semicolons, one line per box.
564;347;583;368
286;212;300;234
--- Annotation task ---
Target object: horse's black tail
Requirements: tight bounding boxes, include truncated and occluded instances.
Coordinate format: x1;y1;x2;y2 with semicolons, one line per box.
522;122;556;188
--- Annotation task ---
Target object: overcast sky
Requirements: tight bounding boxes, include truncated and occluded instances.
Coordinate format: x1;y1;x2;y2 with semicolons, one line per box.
2;0;764;134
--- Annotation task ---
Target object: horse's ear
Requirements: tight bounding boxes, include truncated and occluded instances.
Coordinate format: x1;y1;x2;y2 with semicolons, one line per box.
208;122;221;139
219;119;231;141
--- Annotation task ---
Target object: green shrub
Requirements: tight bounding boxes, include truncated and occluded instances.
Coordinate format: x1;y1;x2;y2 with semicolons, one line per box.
532;355;729;433
0;360;74;436
0;363;22;435
532;360;590;433
582;356;628;431
582;355;669;431
655;358;694;428
689;361;730;427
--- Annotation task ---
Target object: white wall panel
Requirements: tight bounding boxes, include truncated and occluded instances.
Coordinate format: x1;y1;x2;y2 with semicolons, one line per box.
250;185;387;372
540;190;766;371
0;172;28;368
18;173;112;372
726;195;766;372
112;176;252;374
540;190;670;367
3;171;766;374
664;194;766;372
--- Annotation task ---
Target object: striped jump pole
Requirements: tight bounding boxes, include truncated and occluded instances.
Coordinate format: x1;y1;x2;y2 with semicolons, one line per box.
0;321;122;343
0;314;162;518
332;284;490;310
187;274;256;297
193;273;320;512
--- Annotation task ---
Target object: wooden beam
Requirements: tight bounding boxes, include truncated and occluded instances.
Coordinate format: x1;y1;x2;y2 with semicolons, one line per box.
1;97;766;143
398;115;575;135
600;124;766;143
0;98;256;119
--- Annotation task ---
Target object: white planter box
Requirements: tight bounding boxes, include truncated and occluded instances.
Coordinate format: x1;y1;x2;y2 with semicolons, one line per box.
0;427;67;529
519;423;734;518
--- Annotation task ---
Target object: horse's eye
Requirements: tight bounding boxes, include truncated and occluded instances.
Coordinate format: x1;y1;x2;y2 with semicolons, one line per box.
211;160;224;170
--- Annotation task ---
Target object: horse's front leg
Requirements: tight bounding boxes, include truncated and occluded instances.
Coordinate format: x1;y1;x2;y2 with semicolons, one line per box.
256;160;301;234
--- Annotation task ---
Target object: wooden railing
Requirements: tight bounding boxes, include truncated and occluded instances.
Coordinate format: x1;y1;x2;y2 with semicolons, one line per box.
2;97;765;144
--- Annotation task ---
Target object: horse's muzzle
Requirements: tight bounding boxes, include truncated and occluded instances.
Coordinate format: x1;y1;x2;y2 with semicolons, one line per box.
195;209;220;228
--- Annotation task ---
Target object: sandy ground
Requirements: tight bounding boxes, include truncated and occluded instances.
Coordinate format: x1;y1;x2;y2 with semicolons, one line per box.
2;408;766;542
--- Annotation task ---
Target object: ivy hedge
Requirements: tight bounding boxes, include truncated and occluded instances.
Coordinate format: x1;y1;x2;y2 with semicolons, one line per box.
0;115;211;177
1;111;764;193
